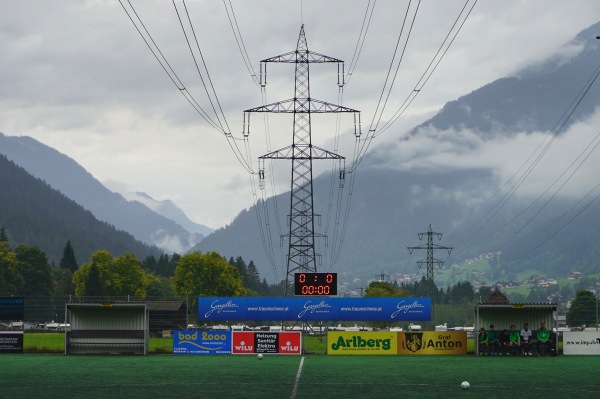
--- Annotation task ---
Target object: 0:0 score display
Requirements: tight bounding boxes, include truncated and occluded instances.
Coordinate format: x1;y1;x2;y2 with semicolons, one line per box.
294;272;337;296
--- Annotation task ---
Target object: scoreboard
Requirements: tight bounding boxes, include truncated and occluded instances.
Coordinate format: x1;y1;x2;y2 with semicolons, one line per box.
294;272;337;296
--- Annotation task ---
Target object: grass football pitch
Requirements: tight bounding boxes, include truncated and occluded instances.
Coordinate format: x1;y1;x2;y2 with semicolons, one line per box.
0;354;598;399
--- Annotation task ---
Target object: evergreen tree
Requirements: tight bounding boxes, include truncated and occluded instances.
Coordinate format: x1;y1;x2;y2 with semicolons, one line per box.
246;260;261;292
232;256;248;284
84;263;102;297
0;226;8;242
59;240;78;273
567;290;598;327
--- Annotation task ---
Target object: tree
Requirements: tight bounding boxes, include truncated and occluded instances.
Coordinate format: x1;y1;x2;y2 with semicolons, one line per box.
145;274;175;299
73;250;148;297
230;256;248;285
245;260;261;292
365;281;409;298
446;281;475;304
84;264;102;297
567;290;598;327
52;267;75;297
0;226;8;242
59;240;78;273
15;244;53;297
0;241;20;295
172;251;244;304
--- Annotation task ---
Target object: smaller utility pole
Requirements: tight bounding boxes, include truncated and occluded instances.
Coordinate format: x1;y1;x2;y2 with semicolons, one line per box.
375;270;390;283
407;225;452;326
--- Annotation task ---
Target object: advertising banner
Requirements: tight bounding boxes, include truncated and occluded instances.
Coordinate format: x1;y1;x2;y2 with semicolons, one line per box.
0;297;24;321
173;330;232;354
198;297;431;322
397;331;467;355
563;331;600;355
232;331;301;355
0;331;24;354
327;331;397;355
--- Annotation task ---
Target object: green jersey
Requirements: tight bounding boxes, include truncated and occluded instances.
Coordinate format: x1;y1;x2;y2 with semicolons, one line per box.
537;329;550;343
487;330;498;342
509;330;520;343
479;332;489;344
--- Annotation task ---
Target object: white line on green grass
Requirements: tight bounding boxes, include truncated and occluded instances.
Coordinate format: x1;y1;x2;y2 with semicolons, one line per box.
290;356;305;399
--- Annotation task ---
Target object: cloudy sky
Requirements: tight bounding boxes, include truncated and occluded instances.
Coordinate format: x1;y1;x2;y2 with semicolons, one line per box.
2;0;600;229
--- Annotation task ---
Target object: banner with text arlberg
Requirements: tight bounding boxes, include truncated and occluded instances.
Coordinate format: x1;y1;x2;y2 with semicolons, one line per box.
198;297;431;322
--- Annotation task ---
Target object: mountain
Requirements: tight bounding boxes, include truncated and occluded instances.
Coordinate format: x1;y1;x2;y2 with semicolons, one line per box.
0;133;211;253
194;21;600;285
0;154;162;264
123;191;213;237
412;21;600;137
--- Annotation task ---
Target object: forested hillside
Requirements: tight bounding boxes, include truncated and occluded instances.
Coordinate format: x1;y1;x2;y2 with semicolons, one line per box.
0;155;162;264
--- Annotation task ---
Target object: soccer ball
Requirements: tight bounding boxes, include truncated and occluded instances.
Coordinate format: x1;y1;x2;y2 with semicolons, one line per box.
257;354;263;360
461;381;470;390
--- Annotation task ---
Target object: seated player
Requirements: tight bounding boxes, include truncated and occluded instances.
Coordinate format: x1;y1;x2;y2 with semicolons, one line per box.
499;328;510;355
508;324;522;355
520;323;533;355
487;324;499;355
478;327;489;355
535;322;552;355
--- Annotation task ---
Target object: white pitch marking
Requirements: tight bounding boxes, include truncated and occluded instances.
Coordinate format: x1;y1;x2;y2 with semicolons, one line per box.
290;356;305;399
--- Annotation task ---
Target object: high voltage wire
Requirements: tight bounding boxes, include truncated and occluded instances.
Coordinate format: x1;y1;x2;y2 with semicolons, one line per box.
348;0;477;174
367;0;420;135
173;0;231;135
345;0;377;86
514;179;600;259
221;0;285;274
328;0;478;267
118;0;225;134
223;0;260;87
121;0;482;274
119;0;255;174
456;54;600;249
375;0;478;137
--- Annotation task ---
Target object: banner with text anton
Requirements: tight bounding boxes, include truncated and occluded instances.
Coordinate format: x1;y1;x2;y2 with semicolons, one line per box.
198;297;431;322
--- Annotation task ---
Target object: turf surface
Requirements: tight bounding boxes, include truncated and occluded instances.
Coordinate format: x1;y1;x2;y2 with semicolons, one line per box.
0;354;597;398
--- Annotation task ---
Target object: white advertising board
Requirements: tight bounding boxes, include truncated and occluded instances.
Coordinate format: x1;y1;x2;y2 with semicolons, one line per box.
562;331;600;355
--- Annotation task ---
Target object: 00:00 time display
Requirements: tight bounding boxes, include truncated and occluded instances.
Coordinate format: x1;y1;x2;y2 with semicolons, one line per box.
300;285;331;295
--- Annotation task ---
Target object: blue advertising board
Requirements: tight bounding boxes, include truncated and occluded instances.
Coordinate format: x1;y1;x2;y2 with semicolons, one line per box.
0;297;24;321
198;297;431;322
173;330;232;354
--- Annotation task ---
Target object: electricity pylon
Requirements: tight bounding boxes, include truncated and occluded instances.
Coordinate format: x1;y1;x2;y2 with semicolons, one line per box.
244;25;361;295
407;225;453;323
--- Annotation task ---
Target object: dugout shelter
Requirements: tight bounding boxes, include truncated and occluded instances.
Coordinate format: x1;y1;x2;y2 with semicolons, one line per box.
475;290;557;355
65;302;148;355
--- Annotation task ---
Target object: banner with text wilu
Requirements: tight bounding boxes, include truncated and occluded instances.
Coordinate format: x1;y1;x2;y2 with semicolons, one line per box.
198;297;431;322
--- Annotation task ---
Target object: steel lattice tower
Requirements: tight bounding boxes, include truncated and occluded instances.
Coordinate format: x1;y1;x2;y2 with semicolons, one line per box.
244;26;360;295
407;225;453;321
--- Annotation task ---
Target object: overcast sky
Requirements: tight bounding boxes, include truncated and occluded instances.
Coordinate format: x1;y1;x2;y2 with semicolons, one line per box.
2;0;600;229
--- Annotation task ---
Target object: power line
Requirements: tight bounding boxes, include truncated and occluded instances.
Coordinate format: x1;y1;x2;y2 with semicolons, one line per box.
348;0;477;173
119;0;225;134
119;0;256;174
173;0;230;134
222;0;260;87
456;52;600;248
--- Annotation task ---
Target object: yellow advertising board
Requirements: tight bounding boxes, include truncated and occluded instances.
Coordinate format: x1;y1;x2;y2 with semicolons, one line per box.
327;331;398;355
397;331;467;355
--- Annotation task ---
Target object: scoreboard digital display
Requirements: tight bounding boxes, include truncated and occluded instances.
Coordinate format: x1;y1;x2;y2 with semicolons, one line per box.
294;273;337;296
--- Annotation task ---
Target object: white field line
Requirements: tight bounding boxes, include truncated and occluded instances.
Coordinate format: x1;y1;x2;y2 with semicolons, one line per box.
290;355;305;399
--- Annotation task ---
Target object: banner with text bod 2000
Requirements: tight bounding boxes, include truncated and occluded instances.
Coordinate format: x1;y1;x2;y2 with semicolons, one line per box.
198;297;431;322
173;330;232;354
